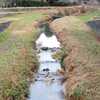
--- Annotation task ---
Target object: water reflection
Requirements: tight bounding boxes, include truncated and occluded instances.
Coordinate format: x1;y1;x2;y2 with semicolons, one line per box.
28;33;64;100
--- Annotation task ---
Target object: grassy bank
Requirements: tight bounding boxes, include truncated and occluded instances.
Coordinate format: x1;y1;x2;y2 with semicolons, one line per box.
51;9;100;100
0;12;44;100
78;9;100;22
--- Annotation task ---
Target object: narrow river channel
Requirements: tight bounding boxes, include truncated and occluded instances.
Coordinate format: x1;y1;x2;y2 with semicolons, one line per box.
28;27;64;100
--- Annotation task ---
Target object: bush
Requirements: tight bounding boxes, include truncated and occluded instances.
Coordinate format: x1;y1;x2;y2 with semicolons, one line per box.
52;47;69;69
16;1;49;7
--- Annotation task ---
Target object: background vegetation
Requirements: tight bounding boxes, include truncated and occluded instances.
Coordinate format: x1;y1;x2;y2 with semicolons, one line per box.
0;0;82;7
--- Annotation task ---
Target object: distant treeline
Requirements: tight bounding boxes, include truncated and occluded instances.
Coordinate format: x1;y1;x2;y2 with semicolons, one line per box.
0;0;100;7
0;0;48;7
0;0;80;7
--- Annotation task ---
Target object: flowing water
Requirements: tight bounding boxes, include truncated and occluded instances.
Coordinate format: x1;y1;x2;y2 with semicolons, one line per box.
28;33;64;100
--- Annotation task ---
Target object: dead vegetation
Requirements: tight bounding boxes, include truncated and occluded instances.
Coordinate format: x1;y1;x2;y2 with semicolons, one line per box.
50;14;100;100
0;12;44;100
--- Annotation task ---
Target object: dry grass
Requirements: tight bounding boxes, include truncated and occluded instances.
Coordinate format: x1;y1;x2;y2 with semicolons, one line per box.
50;12;100;100
0;12;44;100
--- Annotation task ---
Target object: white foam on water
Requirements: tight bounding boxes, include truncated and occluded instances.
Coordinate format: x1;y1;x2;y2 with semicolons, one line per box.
36;33;60;48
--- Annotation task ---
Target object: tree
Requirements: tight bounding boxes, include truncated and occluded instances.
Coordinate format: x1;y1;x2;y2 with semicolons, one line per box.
46;0;54;4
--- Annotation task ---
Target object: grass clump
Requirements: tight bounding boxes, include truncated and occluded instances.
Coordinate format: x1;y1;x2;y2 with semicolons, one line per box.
52;47;69;69
0;30;10;42
70;83;85;100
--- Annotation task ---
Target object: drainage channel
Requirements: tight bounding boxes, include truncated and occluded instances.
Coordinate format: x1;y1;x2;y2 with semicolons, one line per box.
28;24;65;100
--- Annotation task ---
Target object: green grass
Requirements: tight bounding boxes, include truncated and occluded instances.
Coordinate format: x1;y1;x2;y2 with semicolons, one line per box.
76;10;100;56
57;16;100;56
78;10;100;22
0;31;10;42
0;12;43;43
0;12;44;100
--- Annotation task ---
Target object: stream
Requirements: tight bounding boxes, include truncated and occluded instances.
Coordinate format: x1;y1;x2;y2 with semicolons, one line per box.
28;27;64;100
